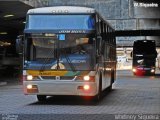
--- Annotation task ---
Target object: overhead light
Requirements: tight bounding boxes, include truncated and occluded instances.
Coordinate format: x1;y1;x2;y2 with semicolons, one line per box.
23;21;26;24
4;14;14;18
0;41;11;46
0;32;7;35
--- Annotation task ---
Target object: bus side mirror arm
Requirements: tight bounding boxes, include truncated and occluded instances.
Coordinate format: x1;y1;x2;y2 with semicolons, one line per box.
16;35;24;55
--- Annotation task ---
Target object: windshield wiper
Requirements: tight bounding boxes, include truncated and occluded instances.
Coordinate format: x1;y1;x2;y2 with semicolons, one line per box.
63;49;76;72
38;38;76;71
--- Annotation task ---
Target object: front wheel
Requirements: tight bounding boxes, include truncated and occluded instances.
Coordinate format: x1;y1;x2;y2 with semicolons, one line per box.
108;70;115;91
93;92;101;102
94;72;102;102
37;95;47;102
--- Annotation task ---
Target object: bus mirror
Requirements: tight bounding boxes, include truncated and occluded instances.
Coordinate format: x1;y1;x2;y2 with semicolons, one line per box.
16;35;23;55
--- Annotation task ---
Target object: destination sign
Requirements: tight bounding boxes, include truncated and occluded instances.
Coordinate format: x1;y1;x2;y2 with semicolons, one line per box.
59;30;86;33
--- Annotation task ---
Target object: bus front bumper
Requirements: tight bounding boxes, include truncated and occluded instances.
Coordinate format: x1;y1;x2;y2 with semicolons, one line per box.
23;80;98;96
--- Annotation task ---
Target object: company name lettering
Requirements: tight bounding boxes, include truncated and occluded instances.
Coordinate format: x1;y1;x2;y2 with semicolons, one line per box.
59;30;86;33
134;2;158;8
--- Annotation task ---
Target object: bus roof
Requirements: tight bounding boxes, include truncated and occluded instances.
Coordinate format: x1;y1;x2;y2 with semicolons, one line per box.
134;40;155;44
27;6;96;14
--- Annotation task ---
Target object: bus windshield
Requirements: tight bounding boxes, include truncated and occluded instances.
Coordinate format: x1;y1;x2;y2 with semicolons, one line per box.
27;15;95;30
135;59;155;66
25;33;95;71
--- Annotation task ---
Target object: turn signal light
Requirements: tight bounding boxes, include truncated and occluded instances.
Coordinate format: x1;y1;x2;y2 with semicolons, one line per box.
27;84;33;89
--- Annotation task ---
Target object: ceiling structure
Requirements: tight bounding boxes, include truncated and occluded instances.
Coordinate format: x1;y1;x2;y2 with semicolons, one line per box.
0;0;32;41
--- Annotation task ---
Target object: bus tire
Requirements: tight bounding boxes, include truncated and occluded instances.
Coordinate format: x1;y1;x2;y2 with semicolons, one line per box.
94;72;102;102
109;70;114;91
37;95;46;102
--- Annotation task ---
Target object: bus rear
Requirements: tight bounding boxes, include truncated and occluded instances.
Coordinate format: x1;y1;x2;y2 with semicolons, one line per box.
132;40;157;76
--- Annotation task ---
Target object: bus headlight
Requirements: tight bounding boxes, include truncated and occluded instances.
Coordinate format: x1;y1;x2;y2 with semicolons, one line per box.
132;68;136;72
27;75;33;80
151;69;155;73
83;76;90;81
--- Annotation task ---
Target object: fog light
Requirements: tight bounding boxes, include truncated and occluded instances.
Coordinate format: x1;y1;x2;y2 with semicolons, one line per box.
83;85;90;90
27;85;33;89
83;76;90;81
26;85;38;93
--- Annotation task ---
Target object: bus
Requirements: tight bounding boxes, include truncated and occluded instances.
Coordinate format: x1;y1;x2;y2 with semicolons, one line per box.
132;40;157;76
21;6;116;101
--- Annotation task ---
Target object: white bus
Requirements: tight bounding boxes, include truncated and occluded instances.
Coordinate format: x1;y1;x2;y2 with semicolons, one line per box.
21;6;116;101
